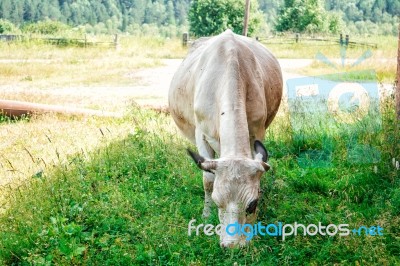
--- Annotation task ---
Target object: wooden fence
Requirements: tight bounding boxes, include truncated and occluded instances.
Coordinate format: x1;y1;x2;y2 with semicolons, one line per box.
182;33;378;49
258;33;378;48
0;34;119;49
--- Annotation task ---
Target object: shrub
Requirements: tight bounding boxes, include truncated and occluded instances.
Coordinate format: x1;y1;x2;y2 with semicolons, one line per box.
22;20;71;35
0;19;17;34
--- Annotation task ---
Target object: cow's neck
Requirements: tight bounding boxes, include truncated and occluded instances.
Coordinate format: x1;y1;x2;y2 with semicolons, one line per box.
219;67;251;158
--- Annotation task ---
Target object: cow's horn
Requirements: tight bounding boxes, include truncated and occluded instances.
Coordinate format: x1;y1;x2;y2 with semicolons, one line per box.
201;161;217;171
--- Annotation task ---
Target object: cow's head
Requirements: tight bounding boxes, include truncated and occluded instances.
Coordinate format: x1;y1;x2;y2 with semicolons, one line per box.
188;140;270;248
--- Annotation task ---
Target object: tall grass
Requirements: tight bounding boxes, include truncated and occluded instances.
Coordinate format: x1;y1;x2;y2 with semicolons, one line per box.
0;98;398;264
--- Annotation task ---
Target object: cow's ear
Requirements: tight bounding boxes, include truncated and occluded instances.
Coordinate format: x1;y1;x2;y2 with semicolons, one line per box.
254;140;268;162
187;149;217;173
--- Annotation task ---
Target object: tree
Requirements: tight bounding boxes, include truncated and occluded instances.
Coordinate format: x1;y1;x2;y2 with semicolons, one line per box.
0;0;12;21
327;11;343;33
174;0;190;25
275;0;328;33
10;1;24;25
166;0;176;26
189;0;263;37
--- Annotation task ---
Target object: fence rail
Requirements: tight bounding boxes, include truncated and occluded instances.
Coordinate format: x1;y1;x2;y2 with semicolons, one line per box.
0;34;119;49
182;33;378;49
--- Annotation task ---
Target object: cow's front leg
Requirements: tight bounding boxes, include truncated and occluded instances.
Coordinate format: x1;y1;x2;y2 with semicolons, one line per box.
202;171;215;218
195;128;216;218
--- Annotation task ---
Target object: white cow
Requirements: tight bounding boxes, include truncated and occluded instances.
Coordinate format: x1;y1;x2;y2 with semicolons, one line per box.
169;30;283;247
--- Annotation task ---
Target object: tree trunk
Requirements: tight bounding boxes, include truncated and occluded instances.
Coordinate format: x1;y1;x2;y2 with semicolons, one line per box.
242;0;251;36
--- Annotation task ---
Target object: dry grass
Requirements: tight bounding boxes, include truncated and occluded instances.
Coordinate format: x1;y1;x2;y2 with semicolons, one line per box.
0;36;187;89
0;36;187;212
0;114;134;210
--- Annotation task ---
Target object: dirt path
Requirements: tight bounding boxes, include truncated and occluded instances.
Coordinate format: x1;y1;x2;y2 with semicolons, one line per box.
0;59;311;109
0;58;393;114
0;59;182;112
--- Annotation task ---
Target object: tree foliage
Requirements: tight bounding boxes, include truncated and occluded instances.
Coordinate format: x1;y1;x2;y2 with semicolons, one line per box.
276;0;337;33
189;0;263;37
0;0;190;33
0;19;17;34
0;0;397;36
22;20;71;34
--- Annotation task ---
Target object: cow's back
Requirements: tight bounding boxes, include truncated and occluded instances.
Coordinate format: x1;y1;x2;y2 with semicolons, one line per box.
168;30;282;146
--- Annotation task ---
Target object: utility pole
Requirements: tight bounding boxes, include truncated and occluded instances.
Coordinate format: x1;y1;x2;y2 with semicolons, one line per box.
396;22;400;120
243;0;251;36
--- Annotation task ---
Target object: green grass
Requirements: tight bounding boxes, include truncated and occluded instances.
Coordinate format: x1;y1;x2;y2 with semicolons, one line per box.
0;98;399;265
262;35;397;59
0;113;30;124
263;35;397;83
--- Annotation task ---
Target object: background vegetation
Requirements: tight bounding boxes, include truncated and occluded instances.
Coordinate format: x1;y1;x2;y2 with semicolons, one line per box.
189;0;263;36
0;0;398;36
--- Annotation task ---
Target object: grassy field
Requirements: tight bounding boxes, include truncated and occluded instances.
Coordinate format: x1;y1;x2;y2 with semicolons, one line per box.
0;36;186;110
0;35;399;265
0;103;399;265
263;35;398;83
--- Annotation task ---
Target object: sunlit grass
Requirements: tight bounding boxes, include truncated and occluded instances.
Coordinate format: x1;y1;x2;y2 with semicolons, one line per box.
0;100;398;264
262;35;398;83
0;36;187;90
298;58;396;83
0;113;135;211
263;35;397;59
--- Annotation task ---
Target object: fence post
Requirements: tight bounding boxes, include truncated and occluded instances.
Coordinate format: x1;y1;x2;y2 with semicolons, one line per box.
114;34;119;50
182;32;188;47
295;33;299;43
345;34;349;46
339;34;343;46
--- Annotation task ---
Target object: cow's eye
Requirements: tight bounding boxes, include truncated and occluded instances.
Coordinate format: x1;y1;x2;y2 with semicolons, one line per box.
246;199;258;214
